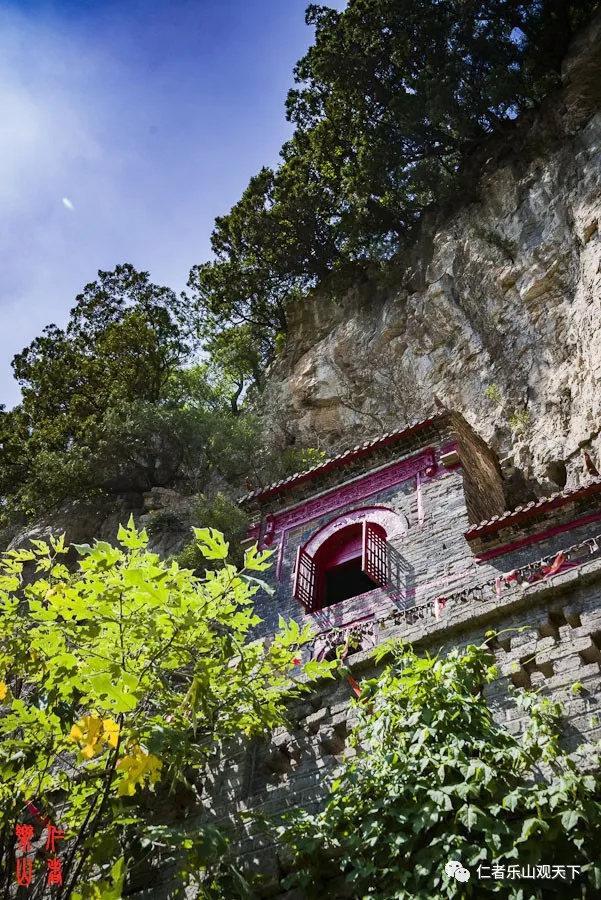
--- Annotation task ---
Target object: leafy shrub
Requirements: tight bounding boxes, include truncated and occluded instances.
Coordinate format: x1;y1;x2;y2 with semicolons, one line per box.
509;410;532;435
145;510;186;536
174;492;249;570
281;446;328;477
483;385;532;437
484;384;502;404
279;640;601;898
0;520;314;898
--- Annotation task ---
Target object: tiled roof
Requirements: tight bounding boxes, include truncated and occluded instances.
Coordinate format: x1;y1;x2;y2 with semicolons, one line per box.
239;415;441;504
465;476;601;538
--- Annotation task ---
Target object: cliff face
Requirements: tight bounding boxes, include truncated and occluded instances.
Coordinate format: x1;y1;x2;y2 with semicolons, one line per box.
6;488;196;557
266;12;601;501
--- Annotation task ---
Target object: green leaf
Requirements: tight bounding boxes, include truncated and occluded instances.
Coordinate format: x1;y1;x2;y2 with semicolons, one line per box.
240;574;275;596
244;544;275;571
192;527;229;560
519;817;548;840
30;539;50;554
49;533;67;554
428;790;453;811
87;673;139;713
73;543;93;556
457;804;482;830
105;856;126;899
303;659;338;681
503;791;521;812
561;809;582;831
117;516;149;550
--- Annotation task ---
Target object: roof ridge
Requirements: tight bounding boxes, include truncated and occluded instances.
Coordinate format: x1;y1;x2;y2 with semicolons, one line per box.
239;415;443;504
465;476;601;535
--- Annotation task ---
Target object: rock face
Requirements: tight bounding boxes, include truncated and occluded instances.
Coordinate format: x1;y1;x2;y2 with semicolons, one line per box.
266;11;601;502
6;488;196;558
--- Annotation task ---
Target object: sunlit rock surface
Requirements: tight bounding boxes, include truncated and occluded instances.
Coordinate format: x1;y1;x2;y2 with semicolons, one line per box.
266;11;601;500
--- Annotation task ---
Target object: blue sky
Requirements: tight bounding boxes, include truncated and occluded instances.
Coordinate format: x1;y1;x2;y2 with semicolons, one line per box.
0;0;345;409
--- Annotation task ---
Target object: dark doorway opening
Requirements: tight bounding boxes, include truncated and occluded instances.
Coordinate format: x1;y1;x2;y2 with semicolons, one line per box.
322;556;378;609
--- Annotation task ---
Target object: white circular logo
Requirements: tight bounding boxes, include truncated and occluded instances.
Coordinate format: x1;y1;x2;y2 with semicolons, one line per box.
445;861;462;877
445;860;470;882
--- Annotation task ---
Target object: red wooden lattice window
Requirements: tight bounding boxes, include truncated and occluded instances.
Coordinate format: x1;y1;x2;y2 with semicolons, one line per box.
293;547;318;612
362;521;389;588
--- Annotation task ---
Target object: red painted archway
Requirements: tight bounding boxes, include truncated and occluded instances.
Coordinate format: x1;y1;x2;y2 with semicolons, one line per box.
294;507;405;612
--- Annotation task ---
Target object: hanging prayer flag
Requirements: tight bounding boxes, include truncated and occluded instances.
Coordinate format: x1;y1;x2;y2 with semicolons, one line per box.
434;597;447;620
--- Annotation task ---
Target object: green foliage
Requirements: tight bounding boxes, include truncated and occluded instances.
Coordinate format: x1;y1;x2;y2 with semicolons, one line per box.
279;640;601;898
281;446;328;477
483;384;533;437
484;384;502;404
0;270;263;526
145;510;186;537
273;332;288;356
175;493;249;571
200;323;270;413
188;0;598;377
246;441;331;492
12;263;193;435
0;520;319;898
509;409;533;435
0;265;193;519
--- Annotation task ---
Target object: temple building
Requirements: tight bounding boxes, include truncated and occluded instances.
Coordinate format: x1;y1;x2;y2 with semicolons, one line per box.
239;411;601;675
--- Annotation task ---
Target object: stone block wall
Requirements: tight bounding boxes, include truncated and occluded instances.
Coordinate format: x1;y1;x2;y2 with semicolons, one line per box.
450;411;506;525
138;553;601;900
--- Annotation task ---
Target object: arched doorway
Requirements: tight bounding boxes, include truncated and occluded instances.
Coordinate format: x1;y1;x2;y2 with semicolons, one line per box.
293;507;407;612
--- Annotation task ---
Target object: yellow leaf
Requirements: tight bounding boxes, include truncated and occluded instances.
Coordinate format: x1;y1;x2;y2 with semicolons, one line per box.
116;746;162;796
102;719;120;748
45;582;67;602
68;716;105;758
0;683;7;701
117;779;136;797
69;723;84;741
